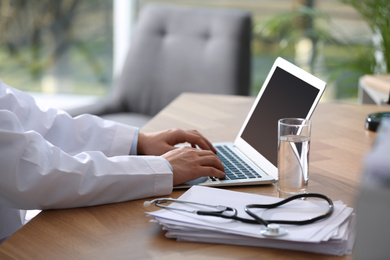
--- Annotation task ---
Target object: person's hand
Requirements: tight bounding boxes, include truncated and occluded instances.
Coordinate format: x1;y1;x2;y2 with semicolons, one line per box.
137;128;216;156
137;128;224;185
161;146;225;186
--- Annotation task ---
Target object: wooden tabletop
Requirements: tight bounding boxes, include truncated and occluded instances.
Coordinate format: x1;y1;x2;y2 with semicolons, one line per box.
0;93;386;260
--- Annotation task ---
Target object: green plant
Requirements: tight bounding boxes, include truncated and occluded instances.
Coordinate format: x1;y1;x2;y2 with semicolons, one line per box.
254;0;390;100
254;3;332;74
341;0;390;74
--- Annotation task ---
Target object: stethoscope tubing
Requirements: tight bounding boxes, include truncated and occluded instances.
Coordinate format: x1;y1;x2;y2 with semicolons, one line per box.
146;193;334;227
244;193;334;226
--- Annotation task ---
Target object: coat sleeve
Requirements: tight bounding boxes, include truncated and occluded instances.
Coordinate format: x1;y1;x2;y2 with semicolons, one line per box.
0;80;173;210
0;80;136;157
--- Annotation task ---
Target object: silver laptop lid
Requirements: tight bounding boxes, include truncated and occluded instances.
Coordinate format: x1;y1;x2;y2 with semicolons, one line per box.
234;57;326;180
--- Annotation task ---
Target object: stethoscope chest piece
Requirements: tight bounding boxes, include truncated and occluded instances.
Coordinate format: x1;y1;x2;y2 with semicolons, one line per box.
260;224;288;237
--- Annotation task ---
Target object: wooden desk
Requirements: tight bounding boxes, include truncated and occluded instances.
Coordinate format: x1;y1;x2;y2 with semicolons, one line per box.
0;93;386;260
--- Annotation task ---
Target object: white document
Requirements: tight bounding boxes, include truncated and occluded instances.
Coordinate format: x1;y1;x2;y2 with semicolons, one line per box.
146;186;355;255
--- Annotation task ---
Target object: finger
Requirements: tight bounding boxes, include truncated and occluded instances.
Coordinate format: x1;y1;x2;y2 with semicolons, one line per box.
168;129;213;151
196;151;225;172
184;130;216;153
203;167;226;179
180;148;223;169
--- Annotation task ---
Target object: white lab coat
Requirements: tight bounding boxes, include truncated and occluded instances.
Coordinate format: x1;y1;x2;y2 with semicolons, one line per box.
0;79;173;242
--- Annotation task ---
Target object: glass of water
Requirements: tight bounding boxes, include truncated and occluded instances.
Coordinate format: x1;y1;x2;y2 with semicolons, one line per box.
277;118;311;195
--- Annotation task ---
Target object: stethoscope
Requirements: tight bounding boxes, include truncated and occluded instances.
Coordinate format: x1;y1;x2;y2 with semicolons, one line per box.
144;193;334;237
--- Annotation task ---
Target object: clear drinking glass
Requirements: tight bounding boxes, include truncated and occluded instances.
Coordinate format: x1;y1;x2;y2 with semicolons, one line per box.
277;118;311;195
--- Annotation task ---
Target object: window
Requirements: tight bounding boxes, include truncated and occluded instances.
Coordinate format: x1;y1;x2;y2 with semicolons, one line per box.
0;0;375;104
0;0;113;97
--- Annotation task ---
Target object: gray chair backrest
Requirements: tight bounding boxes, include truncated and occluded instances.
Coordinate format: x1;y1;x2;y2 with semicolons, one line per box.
116;4;252;116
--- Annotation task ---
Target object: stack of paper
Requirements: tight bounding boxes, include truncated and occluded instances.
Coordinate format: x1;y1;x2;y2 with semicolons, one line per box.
146;186;355;256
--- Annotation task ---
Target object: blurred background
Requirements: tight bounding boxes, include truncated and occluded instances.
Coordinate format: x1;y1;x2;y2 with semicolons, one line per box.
0;0;388;109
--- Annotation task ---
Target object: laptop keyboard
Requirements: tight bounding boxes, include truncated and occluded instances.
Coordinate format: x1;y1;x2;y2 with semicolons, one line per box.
215;145;262;180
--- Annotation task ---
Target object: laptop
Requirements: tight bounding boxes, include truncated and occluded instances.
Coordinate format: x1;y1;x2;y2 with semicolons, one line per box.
175;57;326;188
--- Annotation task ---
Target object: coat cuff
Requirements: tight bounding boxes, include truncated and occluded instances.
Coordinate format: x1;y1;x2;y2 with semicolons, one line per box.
142;156;173;196
109;123;138;156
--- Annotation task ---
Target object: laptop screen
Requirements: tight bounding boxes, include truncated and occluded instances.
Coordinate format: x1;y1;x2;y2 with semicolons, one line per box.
240;66;320;167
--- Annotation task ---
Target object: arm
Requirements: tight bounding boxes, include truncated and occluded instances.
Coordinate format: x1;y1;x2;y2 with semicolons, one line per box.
0;81;172;209
0;109;172;210
0;81;134;156
0;80;223;210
